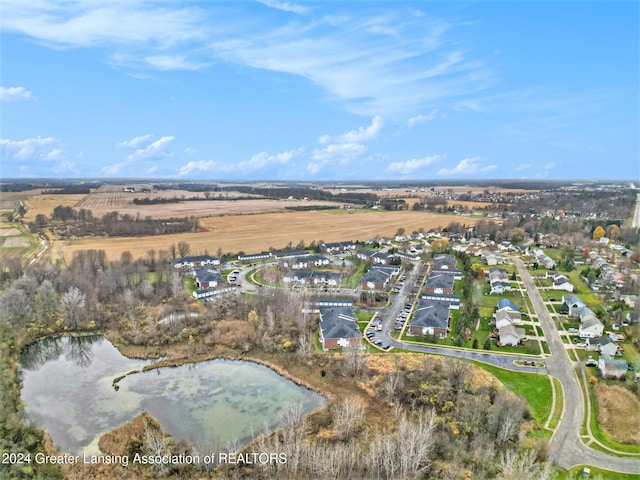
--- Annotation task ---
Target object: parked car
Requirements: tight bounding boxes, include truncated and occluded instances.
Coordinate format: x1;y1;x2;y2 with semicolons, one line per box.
585;358;597;367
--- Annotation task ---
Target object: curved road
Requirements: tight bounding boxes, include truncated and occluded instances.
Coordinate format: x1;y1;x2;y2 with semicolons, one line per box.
513;257;640;473
243;257;640;473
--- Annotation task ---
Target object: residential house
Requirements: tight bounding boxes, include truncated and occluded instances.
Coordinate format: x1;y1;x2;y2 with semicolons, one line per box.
192;285;236;300
423;272;455;295
586;335;619;357
533;249;556;269
318;306;362;350
562;294;586;316
497;299;520;312
357;249;396;265
495;309;522;329
421;293;461;309
192;267;226;289
286;254;330;269
283;270;341;286
320;241;356;254
271;249;309;259
597;355;627;379
480;251;504;266
359;265;400;291
488;267;511;295
238;252;272;262
395;251;420;262
432;253;457;271
498;324;526;346
579;315;604;339
172;255;220;269
551;274;574;292
408;299;451;338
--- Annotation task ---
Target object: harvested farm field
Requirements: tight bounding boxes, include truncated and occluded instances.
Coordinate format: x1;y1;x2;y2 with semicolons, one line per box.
53;210;485;261
75;198;344;218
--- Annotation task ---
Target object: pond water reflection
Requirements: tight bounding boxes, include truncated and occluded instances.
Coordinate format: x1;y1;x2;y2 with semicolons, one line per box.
20;336;325;455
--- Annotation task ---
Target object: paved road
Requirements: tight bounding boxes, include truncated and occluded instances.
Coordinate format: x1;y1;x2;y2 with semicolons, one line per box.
514;257;640;473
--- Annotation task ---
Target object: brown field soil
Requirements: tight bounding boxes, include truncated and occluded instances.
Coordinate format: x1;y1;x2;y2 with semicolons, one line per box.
0;228;22;236
22;193;88;222
594;383;640;444
76;198;345;218
52;210;484;261
2;236;30;247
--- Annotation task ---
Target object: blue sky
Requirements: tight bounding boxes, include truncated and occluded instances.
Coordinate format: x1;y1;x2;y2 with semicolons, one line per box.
1;1;638;180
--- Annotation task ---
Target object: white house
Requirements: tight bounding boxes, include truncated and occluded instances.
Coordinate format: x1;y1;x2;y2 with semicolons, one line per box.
579;316;604;339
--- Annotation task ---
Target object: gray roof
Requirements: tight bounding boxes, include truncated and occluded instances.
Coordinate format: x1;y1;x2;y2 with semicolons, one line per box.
563;294;584;307
193;267;224;284
410;299;451;330
319;307;361;340
433;253;456;267
424;272;455;290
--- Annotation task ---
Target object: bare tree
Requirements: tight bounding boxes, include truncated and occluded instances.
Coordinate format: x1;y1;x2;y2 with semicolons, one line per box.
333;397;365;440
177;241;191;258
343;347;365;377
498;449;554;480
297;331;313;359
60;286;86;328
143;419;171;476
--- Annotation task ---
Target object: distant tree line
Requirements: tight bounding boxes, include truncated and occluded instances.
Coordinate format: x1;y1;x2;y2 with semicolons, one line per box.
41;187;92;195
29;206;199;238
220;185;379;204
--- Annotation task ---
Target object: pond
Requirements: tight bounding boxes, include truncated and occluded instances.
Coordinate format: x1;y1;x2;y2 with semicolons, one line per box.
20;336;325;456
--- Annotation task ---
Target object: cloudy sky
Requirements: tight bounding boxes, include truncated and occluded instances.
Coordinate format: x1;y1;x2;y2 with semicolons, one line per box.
1;1;637;180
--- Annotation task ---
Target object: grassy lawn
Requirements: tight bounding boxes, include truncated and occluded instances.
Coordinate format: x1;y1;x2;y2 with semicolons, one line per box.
184;275;197;294
342;261;368;289
470;361;553;426
555;466;640;480
356;310;374;323
547;376;564;431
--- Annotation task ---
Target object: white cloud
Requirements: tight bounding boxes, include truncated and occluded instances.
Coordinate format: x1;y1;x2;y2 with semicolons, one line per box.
407;109;438;127
42;149;63;161
385;154;442;175
544;162;556;170
308;143;366;175
101;162;127;176
1;1;205;48
143;55;207;71
258;0;309;15
176;148;303;177
2;3;494;114
437;157;496;176
184;147;197;155
0;86;35;102
0;136;60;161
125;136;174;161
319;116;384;144
116;134;154;148
241;148;302;170
176;160;216;177
515;163;532;171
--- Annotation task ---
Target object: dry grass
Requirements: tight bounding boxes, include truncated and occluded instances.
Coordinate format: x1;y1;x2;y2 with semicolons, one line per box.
22;193;87;222
594;384;640;444
52;210;484;261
